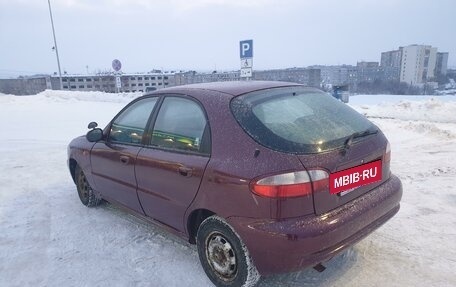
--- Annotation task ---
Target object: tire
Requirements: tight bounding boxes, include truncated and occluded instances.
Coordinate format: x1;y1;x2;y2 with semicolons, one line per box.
196;216;260;287
75;165;101;207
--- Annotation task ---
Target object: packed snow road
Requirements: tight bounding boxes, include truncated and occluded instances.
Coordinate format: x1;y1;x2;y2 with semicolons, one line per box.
1;91;455;287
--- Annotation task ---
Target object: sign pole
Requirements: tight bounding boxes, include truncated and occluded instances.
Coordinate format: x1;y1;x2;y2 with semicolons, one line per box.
112;59;122;93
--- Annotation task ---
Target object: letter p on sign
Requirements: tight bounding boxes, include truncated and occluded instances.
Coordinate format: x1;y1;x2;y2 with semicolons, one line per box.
240;40;253;58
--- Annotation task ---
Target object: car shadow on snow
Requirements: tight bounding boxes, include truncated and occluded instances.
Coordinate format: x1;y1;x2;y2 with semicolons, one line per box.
258;248;359;286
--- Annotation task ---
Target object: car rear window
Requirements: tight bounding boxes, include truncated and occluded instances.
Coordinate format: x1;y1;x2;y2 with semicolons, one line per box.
230;87;376;154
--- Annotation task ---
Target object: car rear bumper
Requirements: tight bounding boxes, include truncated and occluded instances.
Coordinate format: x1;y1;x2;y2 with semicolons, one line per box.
227;174;402;275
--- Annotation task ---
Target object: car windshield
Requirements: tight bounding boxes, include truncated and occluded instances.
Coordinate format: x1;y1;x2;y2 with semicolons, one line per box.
231;87;376;154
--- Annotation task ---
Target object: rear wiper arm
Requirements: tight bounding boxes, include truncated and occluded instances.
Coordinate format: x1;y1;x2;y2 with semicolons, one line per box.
342;129;378;155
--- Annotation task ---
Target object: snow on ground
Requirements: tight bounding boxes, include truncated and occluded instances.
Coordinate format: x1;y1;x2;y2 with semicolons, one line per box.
350;94;456;123
0;90;455;287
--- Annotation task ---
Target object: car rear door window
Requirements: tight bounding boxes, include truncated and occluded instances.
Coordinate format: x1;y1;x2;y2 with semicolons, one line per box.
151;97;210;154
109;97;158;144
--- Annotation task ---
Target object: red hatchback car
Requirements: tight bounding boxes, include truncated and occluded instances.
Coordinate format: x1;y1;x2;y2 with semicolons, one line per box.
68;81;402;287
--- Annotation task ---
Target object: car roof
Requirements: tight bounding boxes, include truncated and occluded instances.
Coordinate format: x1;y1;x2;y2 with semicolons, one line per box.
145;80;305;97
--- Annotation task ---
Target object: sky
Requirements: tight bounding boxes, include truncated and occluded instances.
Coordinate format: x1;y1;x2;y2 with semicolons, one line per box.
0;0;455;77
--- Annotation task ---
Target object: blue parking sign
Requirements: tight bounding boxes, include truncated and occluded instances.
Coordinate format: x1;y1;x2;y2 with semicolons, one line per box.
240;40;253;58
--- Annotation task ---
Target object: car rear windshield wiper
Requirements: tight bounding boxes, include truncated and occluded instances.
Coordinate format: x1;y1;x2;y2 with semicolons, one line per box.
341;128;379;155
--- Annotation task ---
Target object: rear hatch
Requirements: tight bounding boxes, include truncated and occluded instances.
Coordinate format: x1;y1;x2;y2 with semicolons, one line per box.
231;86;391;215
297;134;390;214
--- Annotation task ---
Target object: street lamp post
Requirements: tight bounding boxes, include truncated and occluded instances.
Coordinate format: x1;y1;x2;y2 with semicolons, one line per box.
47;0;63;90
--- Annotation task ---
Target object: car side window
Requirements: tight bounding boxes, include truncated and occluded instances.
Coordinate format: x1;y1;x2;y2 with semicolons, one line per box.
109;97;158;144
151;97;210;154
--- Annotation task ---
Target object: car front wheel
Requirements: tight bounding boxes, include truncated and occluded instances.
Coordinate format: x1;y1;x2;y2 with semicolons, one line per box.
196;216;260;287
75;165;101;207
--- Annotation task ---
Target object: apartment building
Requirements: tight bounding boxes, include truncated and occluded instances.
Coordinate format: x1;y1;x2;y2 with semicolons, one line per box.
253;68;321;87
436;52;449;77
399;45;437;85
174;68;321;87
50;72;175;93
310;65;357;87
381;44;448;85
381;50;402;69
174;71;240;85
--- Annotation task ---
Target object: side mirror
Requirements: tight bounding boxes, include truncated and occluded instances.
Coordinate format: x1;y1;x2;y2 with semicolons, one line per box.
88;122;98;129
86;128;103;142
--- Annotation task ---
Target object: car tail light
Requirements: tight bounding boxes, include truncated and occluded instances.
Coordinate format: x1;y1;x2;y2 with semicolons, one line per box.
384;141;391;163
308;170;330;193
250;170;329;198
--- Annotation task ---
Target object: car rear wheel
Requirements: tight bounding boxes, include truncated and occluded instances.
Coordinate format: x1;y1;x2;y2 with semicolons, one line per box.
75;165;101;207
196;216;260;287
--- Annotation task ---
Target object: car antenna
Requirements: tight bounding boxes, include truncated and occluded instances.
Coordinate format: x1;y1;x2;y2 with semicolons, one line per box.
254;149;260;158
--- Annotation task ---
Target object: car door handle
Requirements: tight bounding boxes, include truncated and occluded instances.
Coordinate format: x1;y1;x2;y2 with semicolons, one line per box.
119;155;130;165
178;166;193;177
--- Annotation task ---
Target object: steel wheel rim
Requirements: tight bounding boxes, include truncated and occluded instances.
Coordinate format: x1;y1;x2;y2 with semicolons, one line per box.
205;232;237;281
77;170;90;202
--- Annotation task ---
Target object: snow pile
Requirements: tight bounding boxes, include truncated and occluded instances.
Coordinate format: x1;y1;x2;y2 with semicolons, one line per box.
0;89;142;104
397;121;456;139
37;89;142;103
351;97;456;123
349;94;456;105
